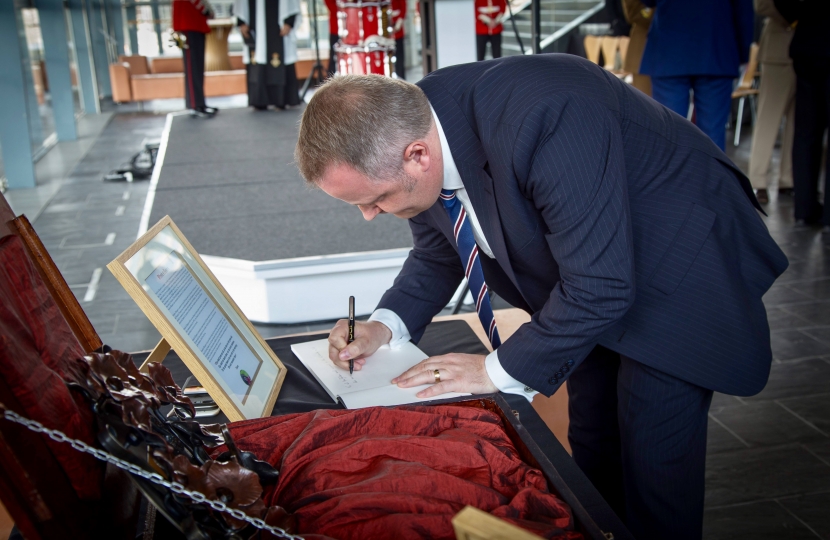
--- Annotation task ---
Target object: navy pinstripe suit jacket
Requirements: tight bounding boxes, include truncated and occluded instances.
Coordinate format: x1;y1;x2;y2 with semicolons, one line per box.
376;55;788;397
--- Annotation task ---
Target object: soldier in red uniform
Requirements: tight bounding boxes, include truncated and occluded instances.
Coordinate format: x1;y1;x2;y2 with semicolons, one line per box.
475;0;506;61
390;0;407;79
172;0;217;117
325;0;339;75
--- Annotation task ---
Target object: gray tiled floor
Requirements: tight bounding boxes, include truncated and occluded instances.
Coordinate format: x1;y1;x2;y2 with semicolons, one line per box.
700;155;830;537
7;107;830;539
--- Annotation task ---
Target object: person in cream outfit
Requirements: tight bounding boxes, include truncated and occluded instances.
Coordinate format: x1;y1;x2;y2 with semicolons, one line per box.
749;0;796;204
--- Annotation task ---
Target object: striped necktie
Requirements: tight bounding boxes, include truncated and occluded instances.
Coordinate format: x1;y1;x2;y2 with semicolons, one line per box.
439;189;501;349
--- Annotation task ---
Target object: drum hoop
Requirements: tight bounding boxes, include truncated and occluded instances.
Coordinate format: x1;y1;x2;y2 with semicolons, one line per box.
336;1;389;7
334;43;395;53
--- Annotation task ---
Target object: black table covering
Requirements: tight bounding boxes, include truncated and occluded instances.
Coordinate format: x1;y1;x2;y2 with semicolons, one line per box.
131;319;632;540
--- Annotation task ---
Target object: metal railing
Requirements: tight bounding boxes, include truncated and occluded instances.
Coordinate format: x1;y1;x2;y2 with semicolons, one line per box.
501;0;605;56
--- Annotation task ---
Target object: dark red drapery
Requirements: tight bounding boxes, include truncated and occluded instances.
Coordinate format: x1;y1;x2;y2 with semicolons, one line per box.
224;405;583;540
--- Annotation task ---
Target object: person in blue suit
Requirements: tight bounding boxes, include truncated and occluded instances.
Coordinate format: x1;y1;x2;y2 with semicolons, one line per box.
640;0;755;150
295;56;788;539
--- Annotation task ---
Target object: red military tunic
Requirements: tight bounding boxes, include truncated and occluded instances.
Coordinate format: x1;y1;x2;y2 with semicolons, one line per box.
475;0;505;35
172;0;210;34
390;0;407;40
325;0;339;35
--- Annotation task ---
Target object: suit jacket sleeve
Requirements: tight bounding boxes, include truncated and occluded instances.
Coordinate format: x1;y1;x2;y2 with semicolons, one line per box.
376;211;465;343
498;95;635;396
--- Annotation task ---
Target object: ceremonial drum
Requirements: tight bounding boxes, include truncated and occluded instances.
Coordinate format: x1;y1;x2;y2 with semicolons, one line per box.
337;0;391;45
334;39;396;76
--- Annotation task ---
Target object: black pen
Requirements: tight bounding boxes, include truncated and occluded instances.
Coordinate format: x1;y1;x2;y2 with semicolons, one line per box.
348;296;355;374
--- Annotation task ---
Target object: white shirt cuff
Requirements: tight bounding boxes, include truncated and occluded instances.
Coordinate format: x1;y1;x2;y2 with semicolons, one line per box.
368;309;412;348
485;350;538;402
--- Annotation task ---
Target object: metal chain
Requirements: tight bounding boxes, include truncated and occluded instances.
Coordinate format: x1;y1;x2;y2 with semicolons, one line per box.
0;407;303;540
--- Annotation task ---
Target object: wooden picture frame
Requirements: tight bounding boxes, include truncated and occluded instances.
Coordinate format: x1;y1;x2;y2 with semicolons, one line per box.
107;216;286;421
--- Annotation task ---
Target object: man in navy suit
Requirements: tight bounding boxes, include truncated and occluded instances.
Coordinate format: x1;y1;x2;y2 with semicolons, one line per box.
295;56;788;539
640;0;754;150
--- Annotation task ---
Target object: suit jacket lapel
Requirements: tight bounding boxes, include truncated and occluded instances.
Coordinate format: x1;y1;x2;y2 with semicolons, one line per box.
421;78;526;302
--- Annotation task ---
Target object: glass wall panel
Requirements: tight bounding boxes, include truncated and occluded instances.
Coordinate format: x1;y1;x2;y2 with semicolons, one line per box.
21;8;58;158
64;8;84;115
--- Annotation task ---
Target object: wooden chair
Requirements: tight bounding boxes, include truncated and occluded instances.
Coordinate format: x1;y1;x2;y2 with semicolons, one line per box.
583;35;602;65
731;43;760;146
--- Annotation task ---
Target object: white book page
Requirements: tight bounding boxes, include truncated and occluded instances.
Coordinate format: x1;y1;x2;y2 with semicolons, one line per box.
290;339;469;408
340;383;469;409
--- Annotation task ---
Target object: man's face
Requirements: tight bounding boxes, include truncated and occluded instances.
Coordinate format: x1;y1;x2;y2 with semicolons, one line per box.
316;124;444;221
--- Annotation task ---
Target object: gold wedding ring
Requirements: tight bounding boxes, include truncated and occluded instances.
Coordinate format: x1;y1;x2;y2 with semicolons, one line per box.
433;369;441;383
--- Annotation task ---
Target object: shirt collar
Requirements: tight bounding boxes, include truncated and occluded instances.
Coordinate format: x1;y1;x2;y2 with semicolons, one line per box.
430;106;464;191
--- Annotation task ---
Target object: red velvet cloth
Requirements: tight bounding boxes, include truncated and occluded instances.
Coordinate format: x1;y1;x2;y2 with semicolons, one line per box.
0;235;102;499
224;405;583;539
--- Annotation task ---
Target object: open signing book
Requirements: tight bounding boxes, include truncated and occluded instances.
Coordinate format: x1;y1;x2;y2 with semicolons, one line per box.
290;339;470;409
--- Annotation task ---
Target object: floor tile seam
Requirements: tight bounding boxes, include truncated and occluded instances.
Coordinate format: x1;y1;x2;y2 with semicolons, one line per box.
800;328;830;347
153;180;294;192
159;156;287;167
772;353;830;364
767;283;816;299
707;441;810;459
775;301;830;313
770;323;830;333
795;329;830;347
782;276;830;288
707;413;751;448
708;404;747;416
154;207;361;222
802;443;830;468
27;180;75;224
774;500;825;539
704;489;830;512
775;390;830;402
58;112;117;185
110;313;121;336
773;400;830;437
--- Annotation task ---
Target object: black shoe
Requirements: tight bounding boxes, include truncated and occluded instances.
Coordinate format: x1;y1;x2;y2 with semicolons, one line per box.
203;106;218;115
795;205;825;227
253;105;268;111
190;107;215;119
756;189;769;204
795;217;823;228
778;188;794;196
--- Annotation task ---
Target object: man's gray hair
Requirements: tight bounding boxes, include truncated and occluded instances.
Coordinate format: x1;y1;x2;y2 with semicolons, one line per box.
295;75;433;183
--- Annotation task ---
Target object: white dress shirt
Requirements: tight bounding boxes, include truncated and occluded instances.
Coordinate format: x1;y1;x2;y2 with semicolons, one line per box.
369;108;538;402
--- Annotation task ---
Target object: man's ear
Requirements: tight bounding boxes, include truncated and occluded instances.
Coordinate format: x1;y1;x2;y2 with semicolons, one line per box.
403;139;432;173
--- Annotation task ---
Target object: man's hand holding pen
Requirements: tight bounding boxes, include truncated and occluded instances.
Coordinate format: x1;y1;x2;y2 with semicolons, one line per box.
327;320;391;372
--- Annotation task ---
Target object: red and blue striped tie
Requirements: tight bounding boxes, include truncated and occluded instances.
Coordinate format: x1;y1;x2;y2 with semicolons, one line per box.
440;189;501;349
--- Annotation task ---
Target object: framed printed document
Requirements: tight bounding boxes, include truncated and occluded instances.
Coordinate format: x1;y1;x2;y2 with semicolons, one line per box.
108;216;286;421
